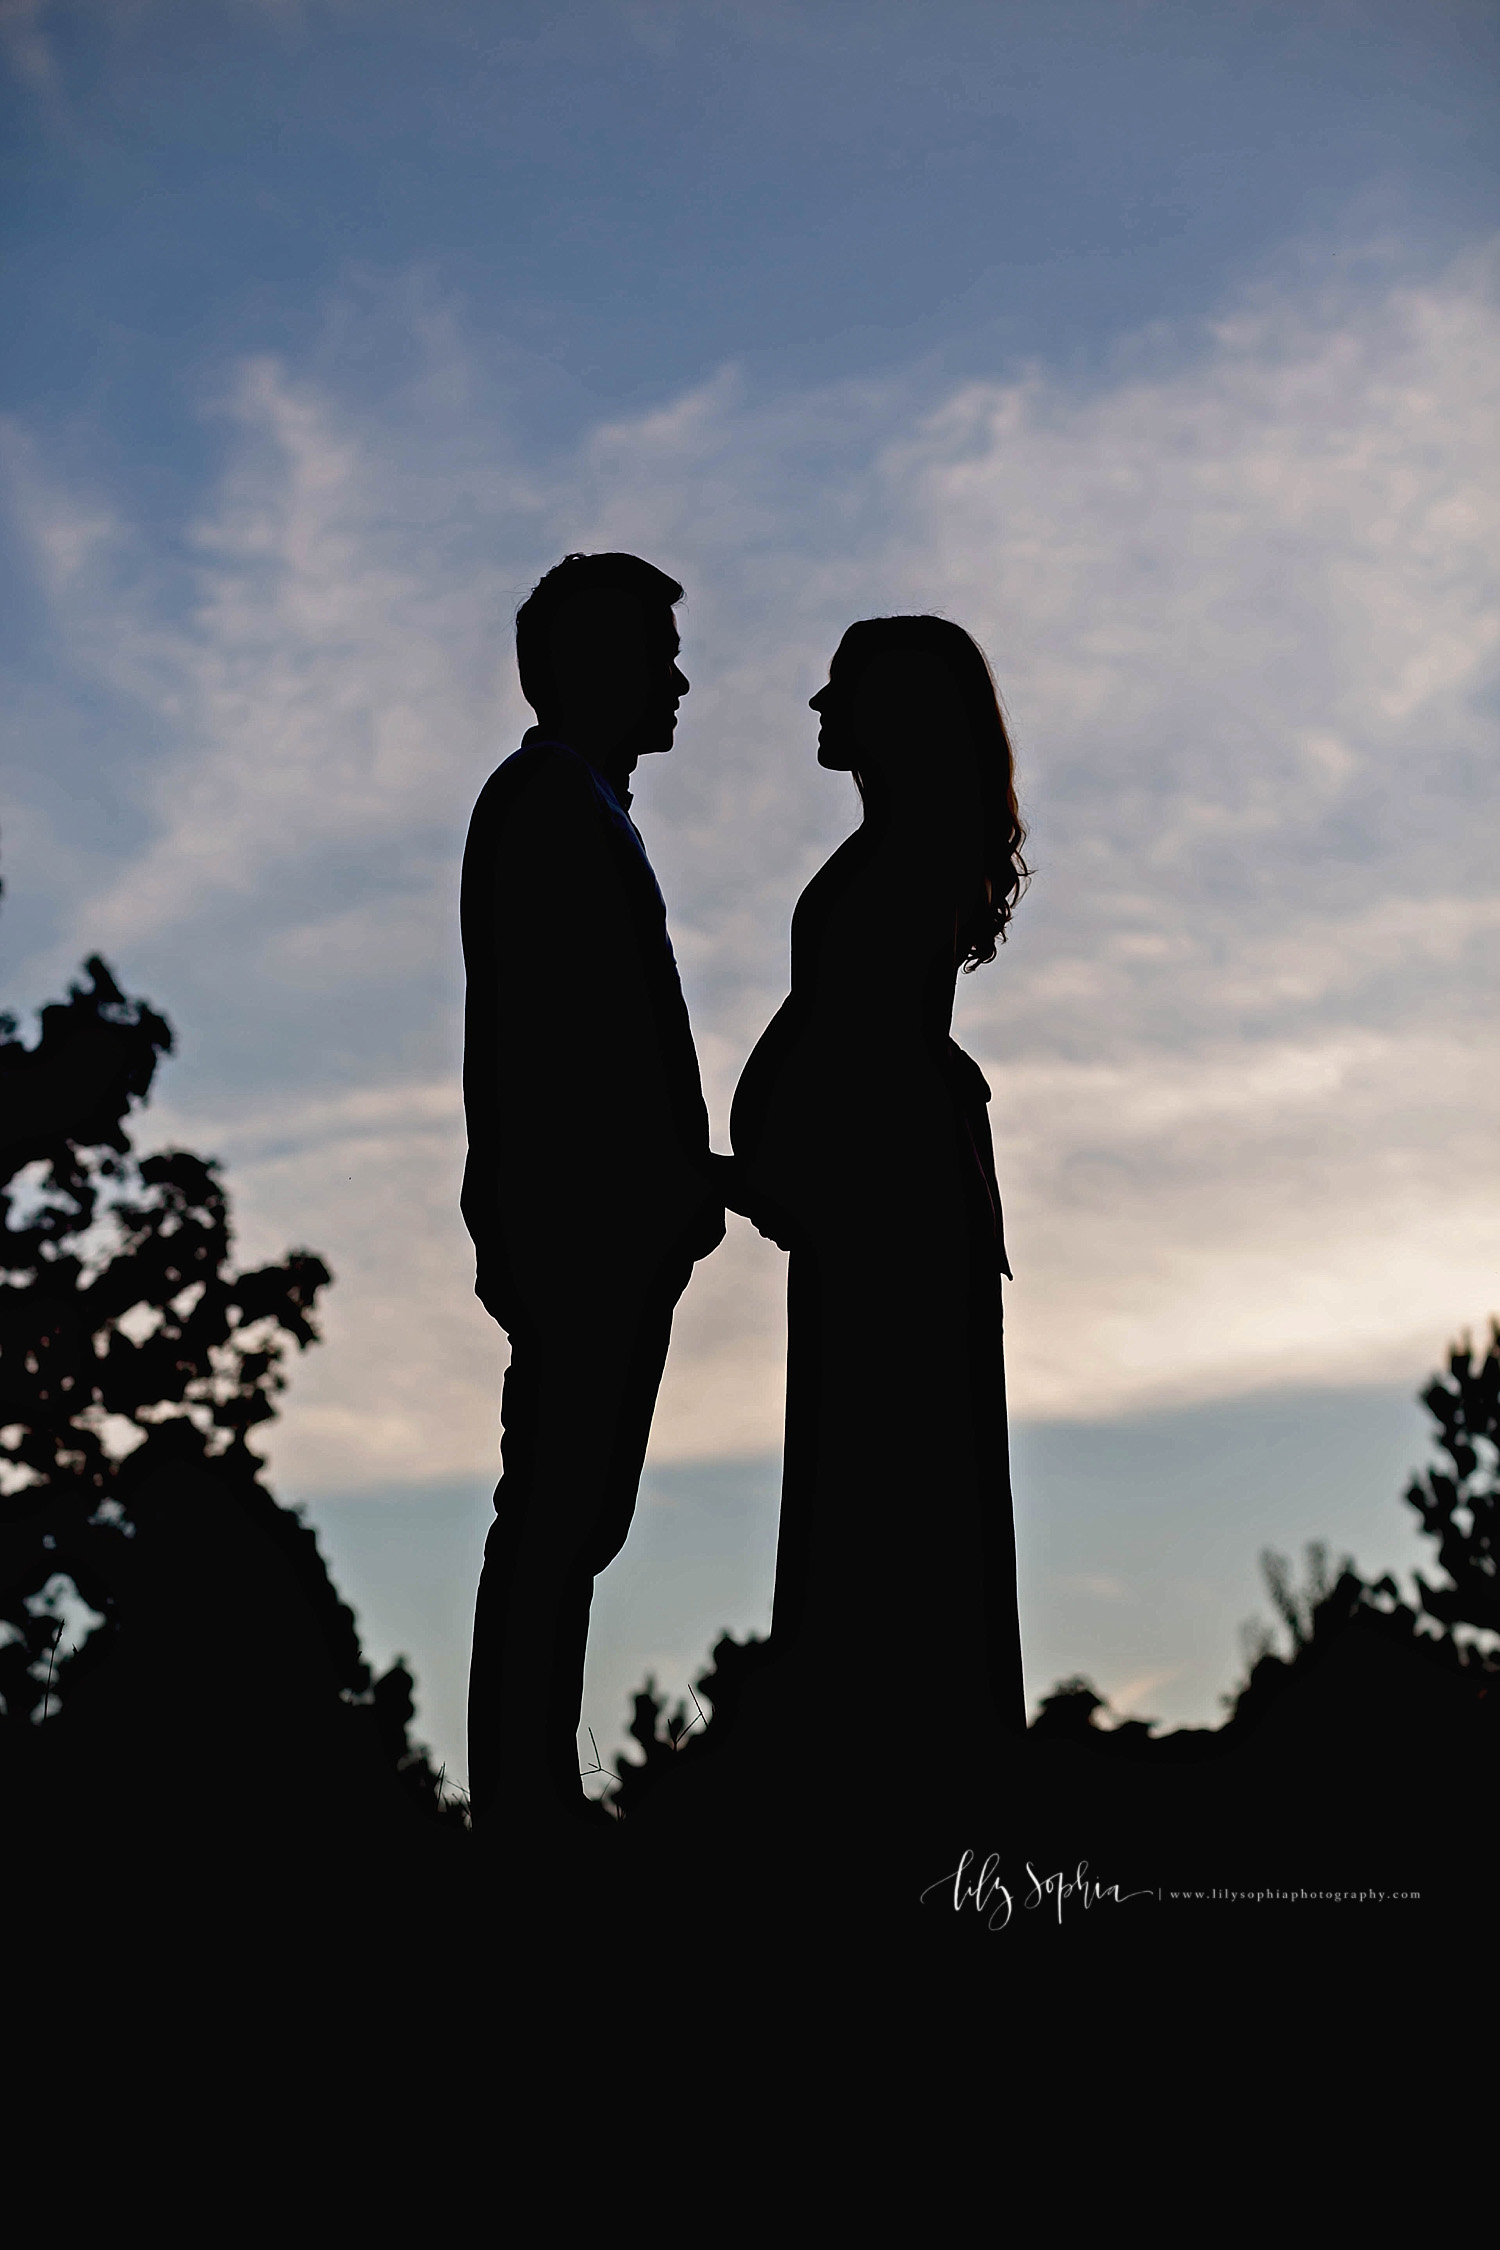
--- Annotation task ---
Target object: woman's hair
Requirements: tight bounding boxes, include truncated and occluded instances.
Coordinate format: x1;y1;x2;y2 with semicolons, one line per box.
835;615;1031;966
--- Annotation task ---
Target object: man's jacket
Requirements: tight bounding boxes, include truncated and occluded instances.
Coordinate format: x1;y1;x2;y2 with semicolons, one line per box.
460;732;721;1326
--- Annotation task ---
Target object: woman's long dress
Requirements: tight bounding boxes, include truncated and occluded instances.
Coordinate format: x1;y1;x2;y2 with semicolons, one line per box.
724;798;1024;1827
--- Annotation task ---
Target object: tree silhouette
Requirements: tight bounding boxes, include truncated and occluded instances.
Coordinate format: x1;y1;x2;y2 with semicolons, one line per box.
1022;1326;1500;1758
0;956;465;1829
599;1630;771;1819
614;1327;1500;1790
1406;1324;1498;1637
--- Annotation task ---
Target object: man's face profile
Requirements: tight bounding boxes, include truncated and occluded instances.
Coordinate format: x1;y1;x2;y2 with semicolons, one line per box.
544;586;688;769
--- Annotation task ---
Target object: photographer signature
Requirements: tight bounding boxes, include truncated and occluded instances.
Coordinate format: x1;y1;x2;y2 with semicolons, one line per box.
921;1848;1155;1930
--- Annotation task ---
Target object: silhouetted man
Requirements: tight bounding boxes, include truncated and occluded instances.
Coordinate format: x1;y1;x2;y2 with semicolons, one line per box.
460;552;725;1835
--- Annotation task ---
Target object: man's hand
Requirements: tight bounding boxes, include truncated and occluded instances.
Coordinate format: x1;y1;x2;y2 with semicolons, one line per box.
708;1152;795;1252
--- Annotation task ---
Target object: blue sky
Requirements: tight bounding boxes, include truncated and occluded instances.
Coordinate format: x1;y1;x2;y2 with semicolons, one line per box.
3;0;1496;1785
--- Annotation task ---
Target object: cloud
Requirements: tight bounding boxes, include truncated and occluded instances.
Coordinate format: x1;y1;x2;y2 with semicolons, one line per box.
0;0;58;92
4;231;1496;1487
1102;1667;1182;1719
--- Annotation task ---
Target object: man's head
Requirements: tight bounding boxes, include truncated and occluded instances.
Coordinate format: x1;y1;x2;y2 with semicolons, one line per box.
515;553;687;779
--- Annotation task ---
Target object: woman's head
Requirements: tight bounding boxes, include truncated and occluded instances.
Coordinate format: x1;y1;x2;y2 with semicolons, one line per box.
810;615;1030;964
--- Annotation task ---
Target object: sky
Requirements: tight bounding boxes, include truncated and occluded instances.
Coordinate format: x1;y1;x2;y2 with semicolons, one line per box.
2;0;1496;1790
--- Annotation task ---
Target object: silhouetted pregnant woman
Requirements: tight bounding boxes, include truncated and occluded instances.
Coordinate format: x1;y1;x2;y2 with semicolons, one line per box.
730;616;1031;1818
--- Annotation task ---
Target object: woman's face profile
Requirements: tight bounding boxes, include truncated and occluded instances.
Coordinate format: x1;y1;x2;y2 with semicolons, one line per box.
811;644;970;775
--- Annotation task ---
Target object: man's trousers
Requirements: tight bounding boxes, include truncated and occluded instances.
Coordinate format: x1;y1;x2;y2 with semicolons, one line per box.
466;1258;691;1832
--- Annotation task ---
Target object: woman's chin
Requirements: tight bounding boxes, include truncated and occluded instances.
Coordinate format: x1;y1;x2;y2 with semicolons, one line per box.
817;745;853;771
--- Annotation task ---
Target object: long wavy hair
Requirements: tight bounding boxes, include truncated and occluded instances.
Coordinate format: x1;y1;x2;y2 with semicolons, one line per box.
835;614;1031;967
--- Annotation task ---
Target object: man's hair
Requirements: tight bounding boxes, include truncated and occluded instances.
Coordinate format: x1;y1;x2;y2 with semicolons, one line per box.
515;552;684;713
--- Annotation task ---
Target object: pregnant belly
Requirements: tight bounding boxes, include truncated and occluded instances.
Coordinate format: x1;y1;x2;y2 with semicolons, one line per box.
738;1033;965;1243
